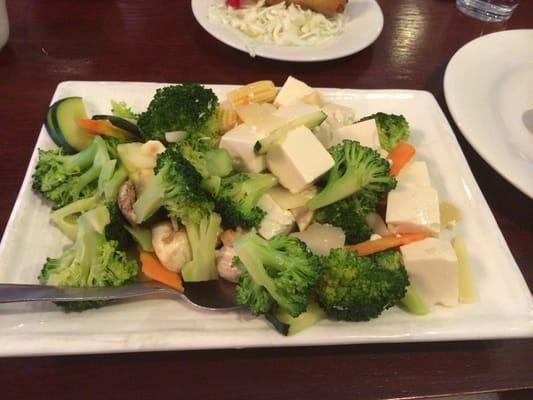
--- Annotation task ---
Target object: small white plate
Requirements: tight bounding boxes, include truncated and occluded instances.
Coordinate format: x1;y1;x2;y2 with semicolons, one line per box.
444;29;533;198
191;0;383;62
0;82;531;357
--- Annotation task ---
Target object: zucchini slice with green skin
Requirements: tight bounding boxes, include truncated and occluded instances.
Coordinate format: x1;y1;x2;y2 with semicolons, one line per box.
254;110;327;154
92;115;142;138
50;97;94;153
44;100;62;146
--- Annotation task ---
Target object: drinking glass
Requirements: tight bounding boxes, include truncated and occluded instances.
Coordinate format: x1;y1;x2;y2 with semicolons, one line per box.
456;0;519;22
0;0;8;50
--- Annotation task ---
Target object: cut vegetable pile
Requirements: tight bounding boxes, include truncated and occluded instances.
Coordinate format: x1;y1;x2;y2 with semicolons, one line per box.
34;76;475;335
208;0;347;47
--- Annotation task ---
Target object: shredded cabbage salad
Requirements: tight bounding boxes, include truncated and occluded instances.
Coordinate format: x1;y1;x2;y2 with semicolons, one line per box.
208;0;347;47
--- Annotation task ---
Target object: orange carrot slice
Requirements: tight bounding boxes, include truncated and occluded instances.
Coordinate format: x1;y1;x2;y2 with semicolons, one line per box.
387;142;416;176
77;118;138;141
346;232;428;256
140;250;184;292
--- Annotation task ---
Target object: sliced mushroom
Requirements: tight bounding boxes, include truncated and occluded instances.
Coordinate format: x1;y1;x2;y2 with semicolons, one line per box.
117;179;137;225
151;221;192;273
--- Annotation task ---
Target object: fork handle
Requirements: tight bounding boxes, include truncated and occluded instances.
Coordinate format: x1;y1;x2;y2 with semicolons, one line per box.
0;283;174;303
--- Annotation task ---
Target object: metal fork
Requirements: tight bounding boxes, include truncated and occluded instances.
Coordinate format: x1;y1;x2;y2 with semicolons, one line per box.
0;280;239;311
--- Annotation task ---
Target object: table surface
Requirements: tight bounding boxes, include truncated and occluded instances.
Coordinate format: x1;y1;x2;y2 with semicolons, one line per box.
0;1;532;399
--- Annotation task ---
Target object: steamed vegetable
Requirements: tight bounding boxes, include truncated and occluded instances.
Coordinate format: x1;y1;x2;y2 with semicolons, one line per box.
140;250;183;291
39;207;139;312
316;249;409;321
387;142;415;176
32;136;119;209
307;140;396;210
45;97;94;153
254;110;326;154
359;112;410;152
313;188;378;244
346;232;428;256
132;145;213;224
234;232;321;317
137;84;220;144
215;172;278;229
77;118;139;141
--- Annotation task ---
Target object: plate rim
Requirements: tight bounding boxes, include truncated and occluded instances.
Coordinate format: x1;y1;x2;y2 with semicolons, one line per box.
190;0;384;62
0;81;531;357
443;29;533;199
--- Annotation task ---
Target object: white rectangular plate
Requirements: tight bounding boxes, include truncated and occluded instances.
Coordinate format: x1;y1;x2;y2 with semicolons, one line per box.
0;82;531;357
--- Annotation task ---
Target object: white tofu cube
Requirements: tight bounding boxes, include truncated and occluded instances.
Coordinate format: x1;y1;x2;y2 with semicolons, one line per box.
400;238;459;306
274;76;316;107
396;160;432;189
266;126;335;193
333;119;382;151
386;186;441;236
257;194;295;240
219;124;267;173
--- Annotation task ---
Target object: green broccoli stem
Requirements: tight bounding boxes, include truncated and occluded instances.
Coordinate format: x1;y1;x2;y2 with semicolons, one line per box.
307;176;363;210
51;196;102;240
72;219;103;285
71;164;102;200
97;160;117;191
124;225;153;252
233;232;286;306
246;235;293;271
181;213;221;282
243;174;278;207
63;137;101;172
102;163;128;200
268;301;326;336
400;286;431;315
132;172;166;223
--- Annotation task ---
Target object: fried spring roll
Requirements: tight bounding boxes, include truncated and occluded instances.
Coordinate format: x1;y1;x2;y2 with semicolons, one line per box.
265;0;348;17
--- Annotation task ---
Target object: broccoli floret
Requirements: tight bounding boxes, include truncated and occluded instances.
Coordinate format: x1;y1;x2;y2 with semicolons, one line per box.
215;172;278;229
237;272;276;316
306;140;396;210
316;249;409;321
358;112;409;151
314;189;379;244
39;209;139;312
104;201;133;250
132;144;221;281
371;250;431;315
179;144;233;180
50;161;129;241
180;212;222;282
111;100;139;120
234;232;322;318
137;84;219;144
132;145;214;224
32;136;113;209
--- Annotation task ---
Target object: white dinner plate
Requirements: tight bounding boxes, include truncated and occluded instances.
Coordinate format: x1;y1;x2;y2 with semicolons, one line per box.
0;82;531;357
444;29;533;199
191;0;383;61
